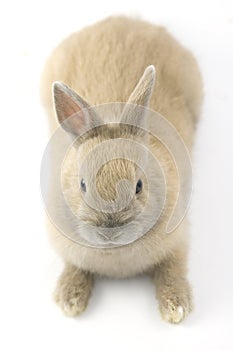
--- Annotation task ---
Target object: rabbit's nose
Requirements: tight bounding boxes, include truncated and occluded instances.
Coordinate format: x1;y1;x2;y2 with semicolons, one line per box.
100;211;133;229
106;217;122;228
101;213;121;228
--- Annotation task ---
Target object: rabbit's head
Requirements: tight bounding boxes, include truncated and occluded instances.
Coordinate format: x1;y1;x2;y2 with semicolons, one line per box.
52;66;165;246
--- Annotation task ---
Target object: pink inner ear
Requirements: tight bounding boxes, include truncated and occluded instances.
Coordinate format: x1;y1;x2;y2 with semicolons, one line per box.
55;88;86;134
64;112;86;134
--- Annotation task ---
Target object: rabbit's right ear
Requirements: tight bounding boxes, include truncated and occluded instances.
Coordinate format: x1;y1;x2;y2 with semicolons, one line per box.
53;82;102;136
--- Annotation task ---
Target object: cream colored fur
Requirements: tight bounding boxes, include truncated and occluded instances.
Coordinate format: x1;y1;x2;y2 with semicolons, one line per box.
41;16;202;323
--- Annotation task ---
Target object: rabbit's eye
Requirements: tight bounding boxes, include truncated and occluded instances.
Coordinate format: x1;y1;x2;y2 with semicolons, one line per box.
80;178;86;192
136;179;143;194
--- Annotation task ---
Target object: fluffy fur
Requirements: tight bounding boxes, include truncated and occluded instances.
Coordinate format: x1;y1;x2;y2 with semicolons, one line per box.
41;16;202;323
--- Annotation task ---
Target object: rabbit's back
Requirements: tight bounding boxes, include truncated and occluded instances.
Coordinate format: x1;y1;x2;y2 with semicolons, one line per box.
41;16;202;145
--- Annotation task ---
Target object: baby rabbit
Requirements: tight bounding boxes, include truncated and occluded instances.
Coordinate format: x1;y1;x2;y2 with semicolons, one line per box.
41;16;202;323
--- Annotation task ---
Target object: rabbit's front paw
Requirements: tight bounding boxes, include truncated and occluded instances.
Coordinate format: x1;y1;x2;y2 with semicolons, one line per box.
158;286;192;324
54;267;93;317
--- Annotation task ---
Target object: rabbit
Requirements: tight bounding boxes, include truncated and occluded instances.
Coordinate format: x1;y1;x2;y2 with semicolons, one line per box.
40;16;202;323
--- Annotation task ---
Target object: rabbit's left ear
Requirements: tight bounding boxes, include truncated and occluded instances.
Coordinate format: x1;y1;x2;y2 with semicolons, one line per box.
120;65;156;129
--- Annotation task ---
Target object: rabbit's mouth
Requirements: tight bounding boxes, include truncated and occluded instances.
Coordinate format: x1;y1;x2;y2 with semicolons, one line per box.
96;230;123;242
80;213;138;243
76;208;150;247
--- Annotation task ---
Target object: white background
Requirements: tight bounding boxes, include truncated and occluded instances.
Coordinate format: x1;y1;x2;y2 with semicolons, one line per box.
0;0;233;349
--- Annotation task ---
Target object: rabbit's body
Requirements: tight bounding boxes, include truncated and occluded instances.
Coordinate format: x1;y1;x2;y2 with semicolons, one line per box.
41;17;202;322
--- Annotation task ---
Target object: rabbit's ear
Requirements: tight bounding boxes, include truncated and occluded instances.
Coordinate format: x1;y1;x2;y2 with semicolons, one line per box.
120;65;156;129
127;65;156;107
53;82;101;136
